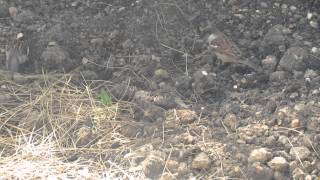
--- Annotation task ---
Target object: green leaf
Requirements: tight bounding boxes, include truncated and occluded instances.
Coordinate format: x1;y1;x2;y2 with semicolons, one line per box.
100;89;112;106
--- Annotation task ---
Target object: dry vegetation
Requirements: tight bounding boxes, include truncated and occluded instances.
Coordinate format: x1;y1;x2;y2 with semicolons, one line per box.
0;73;143;179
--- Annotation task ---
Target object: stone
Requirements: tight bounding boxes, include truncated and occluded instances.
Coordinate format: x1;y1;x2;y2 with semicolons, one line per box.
263;25;286;46
177;162;188;176
40;45;73;71
310;20;319;29
166;160;179;172
289;147;311;161
292;168;304;180
154;68;170;81
191;152;211;169
13;10;36;23
247;162;273;180
0;2;9;18
249;148;272;163
304;69;318;80
278;47;309;72
291;119;301;128
267;157;289;172
278;135;289;146
269;71;290;82
8;6;17;17
261;55;277;73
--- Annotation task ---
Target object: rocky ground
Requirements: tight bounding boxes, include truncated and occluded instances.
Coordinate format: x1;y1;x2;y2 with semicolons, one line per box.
0;0;320;179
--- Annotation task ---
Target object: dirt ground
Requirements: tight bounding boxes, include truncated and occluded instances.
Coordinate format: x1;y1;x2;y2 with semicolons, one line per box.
1;0;320;179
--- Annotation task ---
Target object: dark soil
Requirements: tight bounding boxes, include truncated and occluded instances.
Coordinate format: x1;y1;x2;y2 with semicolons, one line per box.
1;0;320;179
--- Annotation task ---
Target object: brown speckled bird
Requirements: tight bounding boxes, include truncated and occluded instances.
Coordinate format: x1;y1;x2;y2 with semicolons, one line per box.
207;29;262;72
5;33;29;74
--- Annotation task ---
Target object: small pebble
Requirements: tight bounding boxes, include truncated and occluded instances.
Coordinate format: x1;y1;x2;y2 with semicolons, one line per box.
307;12;313;20
311;47;318;53
310;21;319;29
260;2;268;8
191;152;211;169
8;7;17;17
291;119;301;128
290;146;311;160
281;4;288;9
267;157;289;172
249;148;271;163
289;6;297;11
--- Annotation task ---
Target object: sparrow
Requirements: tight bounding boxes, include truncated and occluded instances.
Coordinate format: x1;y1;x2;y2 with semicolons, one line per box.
207;30;262;72
5;33;29;75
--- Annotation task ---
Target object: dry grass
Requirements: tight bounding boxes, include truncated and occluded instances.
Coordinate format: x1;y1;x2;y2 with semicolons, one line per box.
0;72;141;179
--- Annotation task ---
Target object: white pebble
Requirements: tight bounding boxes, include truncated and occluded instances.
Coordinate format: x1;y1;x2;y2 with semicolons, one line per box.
310;20;319;29
311;47;318;53
289;6;297;11
307;12;313;20
201;71;208;76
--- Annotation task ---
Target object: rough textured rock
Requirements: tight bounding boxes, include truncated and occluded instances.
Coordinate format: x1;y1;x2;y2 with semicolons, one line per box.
278;47;309;72
289;146;311;161
267;157;289;172
247;162;274;180
262;25;286;46
261;55;278;73
191;152;211;169
249;148;272;163
269;71;291;82
40;44;74;71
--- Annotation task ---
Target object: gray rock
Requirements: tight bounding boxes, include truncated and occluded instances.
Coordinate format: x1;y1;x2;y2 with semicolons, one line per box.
249;148;272;163
261;55;277;72
267;157;289;172
153;68;169;81
289;5;297;11
310;20;319;29
263;25;286;46
304;69;318;80
13;10;36;23
281;4;288;9
278;47;309;72
260;2;268;8
90;38;104;46
278;135;289;146
0;2;9;18
121;39;133;49
269;71;291;82
306;118;319;131
191;152;211;169
44;24;72;43
40;44;72;71
247;162;274;180
265;136;276;147
289;146;311;160
292;168;304;180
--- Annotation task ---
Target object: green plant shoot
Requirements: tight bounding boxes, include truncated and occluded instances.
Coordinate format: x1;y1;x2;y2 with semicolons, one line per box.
100;89;112;106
